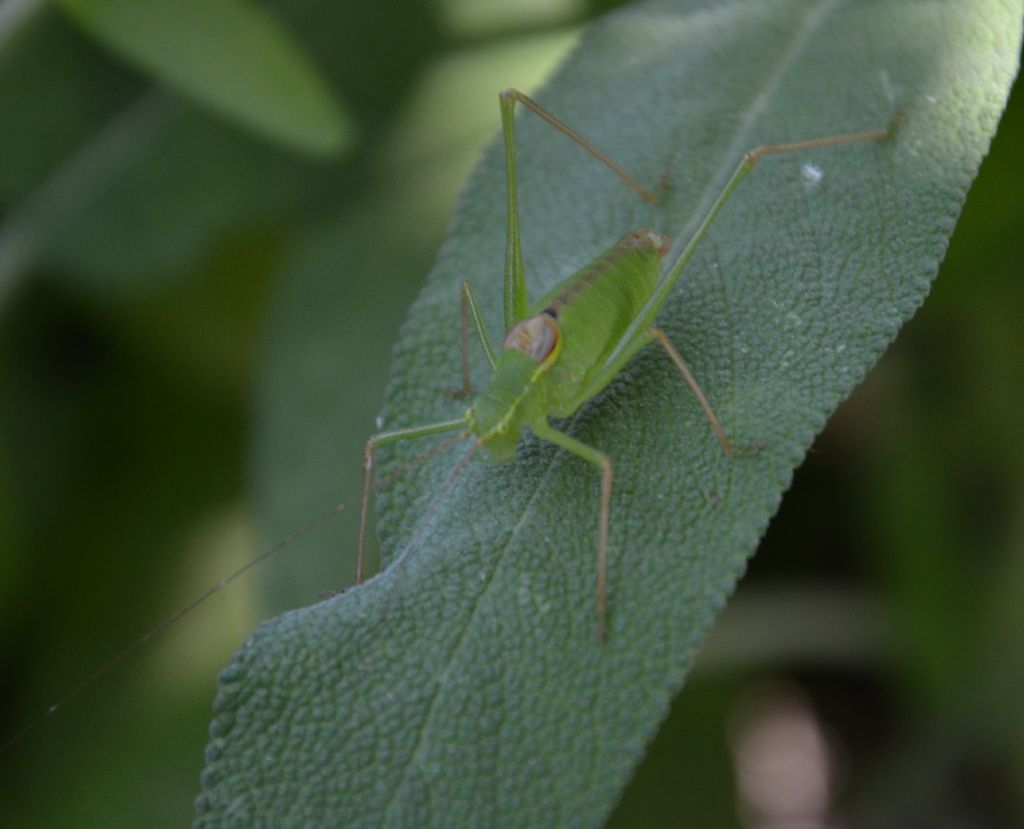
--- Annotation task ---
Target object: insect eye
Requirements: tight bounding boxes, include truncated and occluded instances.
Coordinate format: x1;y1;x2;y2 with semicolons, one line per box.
501;314;559;363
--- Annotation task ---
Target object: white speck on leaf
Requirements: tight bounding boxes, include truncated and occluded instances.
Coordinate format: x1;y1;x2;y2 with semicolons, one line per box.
801;163;823;190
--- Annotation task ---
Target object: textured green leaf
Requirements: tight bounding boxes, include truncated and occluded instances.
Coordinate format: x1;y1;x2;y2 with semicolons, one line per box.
58;0;350;155
196;0;1022;826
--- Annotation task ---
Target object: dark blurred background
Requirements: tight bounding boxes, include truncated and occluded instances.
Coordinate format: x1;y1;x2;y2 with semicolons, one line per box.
0;2;1020;827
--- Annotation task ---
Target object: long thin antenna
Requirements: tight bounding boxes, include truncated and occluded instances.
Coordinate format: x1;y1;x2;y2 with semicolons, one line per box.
1;430;470;755
366;438;481;644
402;438;481;557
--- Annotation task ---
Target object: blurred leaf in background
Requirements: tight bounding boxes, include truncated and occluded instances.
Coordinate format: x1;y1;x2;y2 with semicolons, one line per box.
58;0;352;156
0;1;1022;828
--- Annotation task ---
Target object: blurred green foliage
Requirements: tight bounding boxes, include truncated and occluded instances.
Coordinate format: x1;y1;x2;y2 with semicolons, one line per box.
0;1;1020;827
58;0;352;155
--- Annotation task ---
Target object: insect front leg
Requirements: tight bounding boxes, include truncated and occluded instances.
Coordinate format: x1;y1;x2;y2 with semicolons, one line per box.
448;281;498;398
357;418;469;583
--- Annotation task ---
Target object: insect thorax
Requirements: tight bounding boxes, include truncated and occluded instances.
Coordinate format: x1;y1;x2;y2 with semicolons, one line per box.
469;315;561;460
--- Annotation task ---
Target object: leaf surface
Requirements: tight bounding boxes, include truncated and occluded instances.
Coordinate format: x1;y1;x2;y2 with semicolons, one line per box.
196;1;1023;826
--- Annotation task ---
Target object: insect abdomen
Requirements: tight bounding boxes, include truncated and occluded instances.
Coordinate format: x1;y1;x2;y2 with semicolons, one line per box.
540;229;667;321
534;229;667;414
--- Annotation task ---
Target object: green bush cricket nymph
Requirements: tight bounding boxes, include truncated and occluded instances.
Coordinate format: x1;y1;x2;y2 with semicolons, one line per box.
357;88;893;642
0;89;894;753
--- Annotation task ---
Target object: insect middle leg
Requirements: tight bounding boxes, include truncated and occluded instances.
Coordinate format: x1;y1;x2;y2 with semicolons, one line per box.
535;330;743;641
648;328;742;455
530;419;614;643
